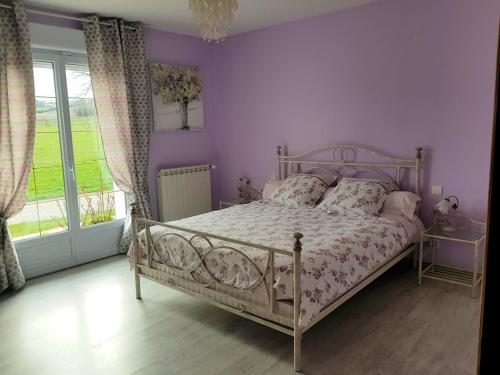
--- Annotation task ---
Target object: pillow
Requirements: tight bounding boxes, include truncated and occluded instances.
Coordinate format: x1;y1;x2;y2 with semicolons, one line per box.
317;177;398;216
318;186;336;204
381;191;421;221
301;167;340;184
340;177;399;191
264;173;337;201
262;180;283;199
302;173;337;187
268;174;329;207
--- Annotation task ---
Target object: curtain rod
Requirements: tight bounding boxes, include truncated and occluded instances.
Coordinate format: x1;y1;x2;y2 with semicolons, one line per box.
0;3;138;30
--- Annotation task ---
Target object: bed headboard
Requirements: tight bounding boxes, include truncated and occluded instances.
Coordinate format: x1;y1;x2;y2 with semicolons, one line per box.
276;144;423;197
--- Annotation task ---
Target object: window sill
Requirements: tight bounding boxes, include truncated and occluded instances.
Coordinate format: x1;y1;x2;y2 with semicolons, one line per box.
80;218;125;233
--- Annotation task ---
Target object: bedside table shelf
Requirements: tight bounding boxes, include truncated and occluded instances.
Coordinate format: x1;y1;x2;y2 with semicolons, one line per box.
421;263;482;288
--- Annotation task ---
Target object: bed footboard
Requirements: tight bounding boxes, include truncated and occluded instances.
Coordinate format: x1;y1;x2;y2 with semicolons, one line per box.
130;203;304;371
293;232;303;371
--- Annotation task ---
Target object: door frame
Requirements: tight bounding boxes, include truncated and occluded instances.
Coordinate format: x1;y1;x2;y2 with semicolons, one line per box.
14;49;124;278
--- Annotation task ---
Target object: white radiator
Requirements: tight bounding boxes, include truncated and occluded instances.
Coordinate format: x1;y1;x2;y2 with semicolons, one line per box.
157;164;212;222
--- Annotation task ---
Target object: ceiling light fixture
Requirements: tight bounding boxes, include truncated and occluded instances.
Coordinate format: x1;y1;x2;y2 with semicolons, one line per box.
188;0;239;43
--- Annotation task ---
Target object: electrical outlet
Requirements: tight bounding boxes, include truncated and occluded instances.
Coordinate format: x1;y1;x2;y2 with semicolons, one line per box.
270;174;277;181
431;185;443;195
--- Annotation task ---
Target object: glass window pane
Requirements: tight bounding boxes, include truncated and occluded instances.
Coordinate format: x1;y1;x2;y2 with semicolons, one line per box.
8;62;68;239
33;61;56;98
66;65;126;227
32;100;62;170
8;200;67;240
79;189;125;227
65;64;93;99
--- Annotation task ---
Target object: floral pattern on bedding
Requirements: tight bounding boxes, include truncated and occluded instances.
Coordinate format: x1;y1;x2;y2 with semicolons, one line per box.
318;178;398;217
267;174;328;207
128;201;409;327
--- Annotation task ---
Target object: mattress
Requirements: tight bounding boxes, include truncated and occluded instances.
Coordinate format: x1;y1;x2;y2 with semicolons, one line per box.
129;201;422;327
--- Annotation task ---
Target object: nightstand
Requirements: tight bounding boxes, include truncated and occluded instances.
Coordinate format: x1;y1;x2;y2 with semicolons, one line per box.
219;197;257;210
418;214;485;298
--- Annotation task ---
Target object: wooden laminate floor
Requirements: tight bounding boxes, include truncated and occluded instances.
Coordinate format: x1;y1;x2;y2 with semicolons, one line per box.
0;256;480;375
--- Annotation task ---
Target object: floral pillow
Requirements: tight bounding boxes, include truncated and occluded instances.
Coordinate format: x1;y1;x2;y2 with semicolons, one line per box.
318;177;398;216
268;174;329;207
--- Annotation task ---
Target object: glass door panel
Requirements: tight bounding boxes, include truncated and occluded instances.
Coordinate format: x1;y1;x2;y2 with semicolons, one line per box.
8;51;127;278
8;61;68;239
65;64;126;227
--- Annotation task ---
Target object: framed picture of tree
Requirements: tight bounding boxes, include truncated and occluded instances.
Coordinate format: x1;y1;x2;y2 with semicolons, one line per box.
149;62;204;131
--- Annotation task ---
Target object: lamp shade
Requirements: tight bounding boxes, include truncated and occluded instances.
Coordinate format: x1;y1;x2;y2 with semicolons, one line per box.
434;199;452;215
434;196;460;232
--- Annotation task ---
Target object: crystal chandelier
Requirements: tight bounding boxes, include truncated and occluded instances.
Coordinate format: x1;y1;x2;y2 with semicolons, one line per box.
188;0;239;43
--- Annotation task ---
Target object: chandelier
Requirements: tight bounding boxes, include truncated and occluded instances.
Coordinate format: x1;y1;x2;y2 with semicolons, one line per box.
188;0;239;43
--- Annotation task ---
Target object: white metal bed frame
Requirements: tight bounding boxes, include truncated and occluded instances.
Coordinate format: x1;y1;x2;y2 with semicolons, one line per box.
131;144;423;372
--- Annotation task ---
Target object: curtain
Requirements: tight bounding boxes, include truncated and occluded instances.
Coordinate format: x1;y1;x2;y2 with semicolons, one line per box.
82;17;152;253
0;0;36;292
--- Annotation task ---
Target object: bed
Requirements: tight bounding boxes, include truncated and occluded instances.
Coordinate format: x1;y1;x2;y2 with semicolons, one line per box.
129;144;423;372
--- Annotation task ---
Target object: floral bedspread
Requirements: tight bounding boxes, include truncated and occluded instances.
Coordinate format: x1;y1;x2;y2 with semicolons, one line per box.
128;201;411;327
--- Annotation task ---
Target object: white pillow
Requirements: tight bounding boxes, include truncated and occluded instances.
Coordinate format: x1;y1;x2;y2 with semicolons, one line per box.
381;191;421;221
263;180;282;199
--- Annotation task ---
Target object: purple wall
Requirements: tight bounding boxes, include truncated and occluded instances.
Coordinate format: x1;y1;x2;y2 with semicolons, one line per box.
145;30;216;219
29;0;499;268
211;0;499;268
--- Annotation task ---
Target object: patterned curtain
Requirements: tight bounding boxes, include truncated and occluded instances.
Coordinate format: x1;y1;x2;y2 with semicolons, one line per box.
82;17;152;253
0;0;36;292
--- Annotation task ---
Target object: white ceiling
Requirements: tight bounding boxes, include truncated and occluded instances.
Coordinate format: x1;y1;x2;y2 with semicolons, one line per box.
26;0;378;37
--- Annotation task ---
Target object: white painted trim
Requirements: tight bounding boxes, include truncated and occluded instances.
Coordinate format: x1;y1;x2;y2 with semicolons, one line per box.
29;22;87;54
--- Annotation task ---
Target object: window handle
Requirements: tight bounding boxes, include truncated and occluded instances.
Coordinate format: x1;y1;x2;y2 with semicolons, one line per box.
69;167;76;182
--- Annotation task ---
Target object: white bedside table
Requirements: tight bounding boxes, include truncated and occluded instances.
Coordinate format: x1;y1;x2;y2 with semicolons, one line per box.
418;214;485;298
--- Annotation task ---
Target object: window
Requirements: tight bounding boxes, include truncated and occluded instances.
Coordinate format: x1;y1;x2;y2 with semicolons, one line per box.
8;53;125;240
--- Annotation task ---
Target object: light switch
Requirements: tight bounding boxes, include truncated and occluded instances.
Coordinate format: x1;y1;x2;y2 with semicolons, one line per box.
431;185;443;195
